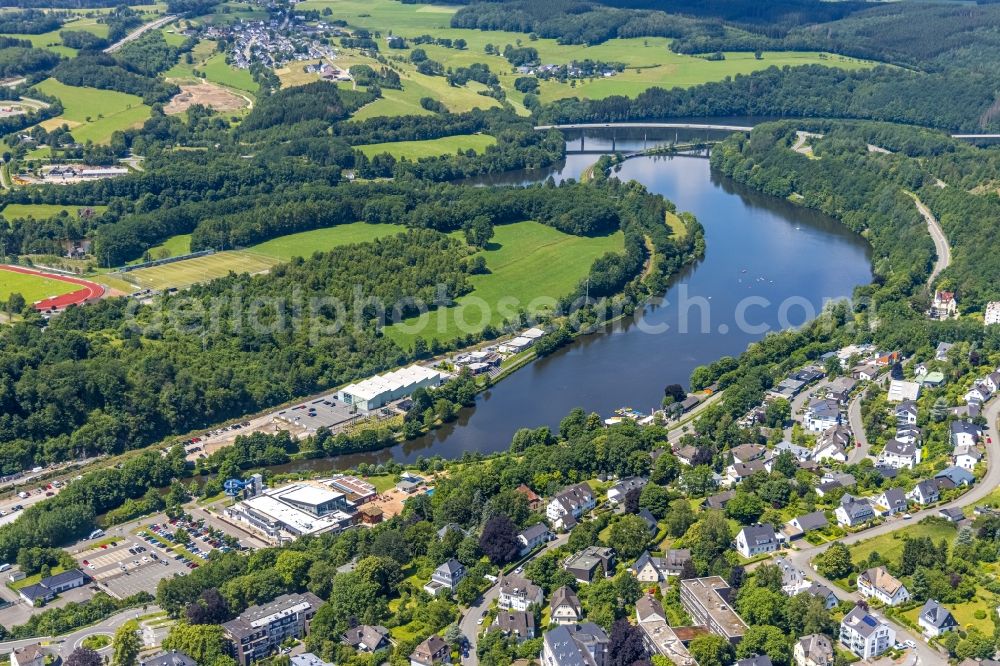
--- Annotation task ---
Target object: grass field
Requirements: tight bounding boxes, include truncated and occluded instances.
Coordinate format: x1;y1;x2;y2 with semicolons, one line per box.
165;40;258;95
357;134;496;159
122;251;278;290
1;17;108;57
32;79;151;147
384;221;624;346
249;222;403;261
0;270;77;304
128;234;193;265
295;0;877;116
848;520;957;564
1;203;107;219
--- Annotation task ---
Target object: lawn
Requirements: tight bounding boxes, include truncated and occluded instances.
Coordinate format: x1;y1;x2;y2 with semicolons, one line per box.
32;79;151;146
0;270;78;304
357;134;496;160
249;222;404;261
848;520;957;565
296;0;878;116
165;41;258;94
1;203;107;219
122;251;278;290
384;221;624;346
902;594;995;633
1;17;108;57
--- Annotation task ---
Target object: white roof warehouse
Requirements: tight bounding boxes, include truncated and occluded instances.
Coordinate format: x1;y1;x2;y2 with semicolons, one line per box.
337;365;444;412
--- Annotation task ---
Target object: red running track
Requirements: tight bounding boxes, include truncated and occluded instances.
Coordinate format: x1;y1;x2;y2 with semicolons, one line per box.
0;265;106;311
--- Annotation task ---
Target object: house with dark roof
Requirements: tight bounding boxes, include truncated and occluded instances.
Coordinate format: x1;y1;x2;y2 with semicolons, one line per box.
541;623;608;666
498;575;543;611
607;477;646;505
730;444;765;464
734;524;779;558
410;635;449;666
875;488;908;516
491;610;536;642
786;510;828;537
18;568;87;605
951;421;982;448
223;592;323;666
880;439;921;469
550;586;583;625
702;490;735;511
794;634;834;666
895;400;918;425
634;595;693;666
936;466;975;487
939;507;966;523
954;444;983;471
835;496;875;527
839;605;895;660
908;479;940;505
726;460;767;486
564;547;615;584
805;399;841;432
918;599;959;637
424;558;466;596
546;483;596;531
636;508;658;534
736;657;772;666
518;523;552;555
342;625;390;652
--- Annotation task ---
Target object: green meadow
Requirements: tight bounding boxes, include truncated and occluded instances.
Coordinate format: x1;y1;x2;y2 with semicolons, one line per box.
248;222;404;261
1;203;107;219
357;134;496;159
384;221;624;346
33;79;151;146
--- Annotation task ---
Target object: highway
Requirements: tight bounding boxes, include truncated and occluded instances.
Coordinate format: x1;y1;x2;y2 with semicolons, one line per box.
458;534;569;666
786;393;1000;664
104;15;178;53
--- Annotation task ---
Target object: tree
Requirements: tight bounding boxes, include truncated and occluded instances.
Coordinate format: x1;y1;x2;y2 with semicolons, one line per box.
931;396;949;422
112;620;141;666
664;499;696;538
688;634;733;666
163;623;233;666
6;292;25;316
736;586;786;627
786;592;835;637
764;398;790;428
65;648;102;666
622;488;641;515
185;588;229;625
736;626;790;665
464;215;494;248
724;492;764;524
639;484;671;518
479;514;520;565
681;465;716;496
649;452;679;485
815;542;853;579
608;618;646;666
663;384;685;404
608;515;651;560
689;511;732;563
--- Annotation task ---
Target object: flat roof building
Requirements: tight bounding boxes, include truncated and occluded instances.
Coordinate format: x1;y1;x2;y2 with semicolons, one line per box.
224;482;354;545
223;592;323;666
338;365;443;412
679;577;747;644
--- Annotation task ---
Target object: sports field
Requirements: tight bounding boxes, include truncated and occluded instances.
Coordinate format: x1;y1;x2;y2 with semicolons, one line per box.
122;251;278;290
297;0;877;116
0;269;78;303
33;79;151;146
1;203;107;219
384;221;624;346
249;222;404;261
357;135;496;159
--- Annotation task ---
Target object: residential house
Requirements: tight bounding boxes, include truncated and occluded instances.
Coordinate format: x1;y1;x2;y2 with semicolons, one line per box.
985;372;1000;393
813;425;851;463
814;480;844;498
11;646;46;666
827;376;857;404
726;460;767;486
675;445;699;467
880;439;921;469
954;444;983;471
736;658;772;666
636;508;658;534
702;490;735;511
410;635;449;666
951;421;982;448
774;440;812;461
794;634;834;666
541;624;609;666
875;488;908;516
223;592;323;666
835;496;875;527
801;583;839;610
607;477;647;505
342;626;390;653
908;479;940;505
875;351;901;367
518;524;552;556
141;652;198;666
965;384;992;404
839;605;895;660
895;401;918;425
920;371;945;387
805;399;841;432
498;576;544;611
939;507;966;523
564;547;615;584
930;291;958;319
547;483;596;531
887;380;921;403
895;425;921;445
857;567;910;606
785;511;828;539
549;586;583;625
918;600;959;637
936;465;975;487
423;559;466;595
492;611;536;642
852;363;879;381
734;524;779;559
515;484;542;511
730;444;766;464
935;341;954;361
629;551;669;583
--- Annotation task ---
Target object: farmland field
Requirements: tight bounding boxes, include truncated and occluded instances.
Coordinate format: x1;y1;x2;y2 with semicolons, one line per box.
1;203;107;219
32;79;151;146
357;134;496;159
384;221;624;346
0;270;77;304
122;251;278;290
249;222;404;261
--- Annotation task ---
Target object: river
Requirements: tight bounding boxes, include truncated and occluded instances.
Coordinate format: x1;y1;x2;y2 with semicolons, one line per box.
272;147;872;473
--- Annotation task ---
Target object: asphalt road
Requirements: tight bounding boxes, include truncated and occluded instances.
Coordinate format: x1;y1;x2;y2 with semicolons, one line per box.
846;393;870;464
0;605;163;659
103;15;178;53
787;394;1000;664
458;534;569;666
911;194;951;287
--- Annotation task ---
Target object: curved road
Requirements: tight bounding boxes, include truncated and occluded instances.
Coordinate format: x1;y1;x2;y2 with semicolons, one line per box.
910;194;951;287
845;393;870;464
0;605;161;659
787;395;1000;664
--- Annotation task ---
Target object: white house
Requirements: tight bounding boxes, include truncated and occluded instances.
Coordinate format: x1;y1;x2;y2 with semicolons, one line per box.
918;599;959;638
423;559;466;596
813;425;851;463
546;483;595;530
875;487;908;516
887;380;921;403
549;586;583;625
984;372;1000;393
951;420;981;448
965;384;992;404
835;497;875;527
954;444;983;471
498;576;544;612
794;634;834;666
894;401;918;425
734;524;779;559
518;524;553;556
606;477;646;505
879;439;921;469
857;567;910;606
839;605;895;660
805;399;841;432
986;301;1000;326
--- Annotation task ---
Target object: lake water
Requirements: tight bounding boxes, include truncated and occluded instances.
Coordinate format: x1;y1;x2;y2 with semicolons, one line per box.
275;149;872;472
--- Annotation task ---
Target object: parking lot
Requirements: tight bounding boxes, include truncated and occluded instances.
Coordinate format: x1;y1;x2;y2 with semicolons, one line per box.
75;539;188;600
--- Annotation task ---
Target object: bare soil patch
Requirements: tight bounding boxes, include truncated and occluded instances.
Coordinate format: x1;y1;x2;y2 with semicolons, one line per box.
165;82;248;115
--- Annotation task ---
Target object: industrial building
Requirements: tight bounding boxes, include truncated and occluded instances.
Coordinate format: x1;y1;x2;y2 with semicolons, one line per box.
224;482;354;545
337;365;444;412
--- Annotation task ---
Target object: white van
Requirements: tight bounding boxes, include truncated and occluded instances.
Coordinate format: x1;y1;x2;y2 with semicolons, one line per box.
17;491;28;499
0;564;11;573
88;529;105;540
